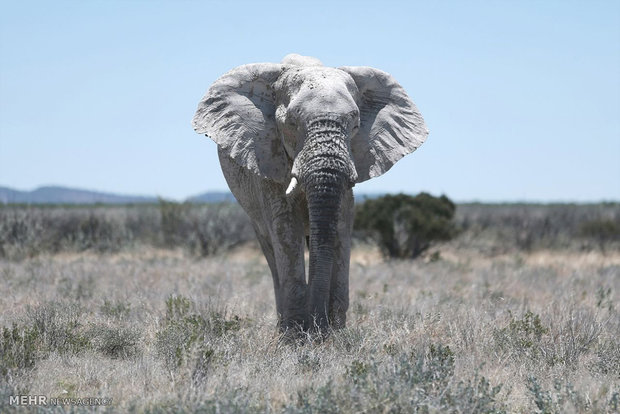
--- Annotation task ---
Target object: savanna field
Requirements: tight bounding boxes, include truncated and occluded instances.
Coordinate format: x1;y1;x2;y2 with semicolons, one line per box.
0;201;619;413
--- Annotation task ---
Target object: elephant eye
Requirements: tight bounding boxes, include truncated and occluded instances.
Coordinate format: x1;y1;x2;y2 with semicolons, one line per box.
286;118;298;129
285;113;300;129
349;112;360;132
348;110;360;123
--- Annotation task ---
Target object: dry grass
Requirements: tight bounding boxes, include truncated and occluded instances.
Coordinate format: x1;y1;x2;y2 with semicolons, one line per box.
1;242;618;413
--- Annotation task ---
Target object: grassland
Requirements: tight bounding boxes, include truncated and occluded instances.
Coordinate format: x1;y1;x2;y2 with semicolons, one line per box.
0;203;619;413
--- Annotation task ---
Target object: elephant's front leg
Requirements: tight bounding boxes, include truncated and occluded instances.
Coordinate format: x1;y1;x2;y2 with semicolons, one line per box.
254;230;284;319
267;196;307;333
329;188;354;329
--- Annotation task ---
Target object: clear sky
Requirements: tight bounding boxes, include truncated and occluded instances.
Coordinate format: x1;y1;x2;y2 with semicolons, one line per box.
1;0;619;202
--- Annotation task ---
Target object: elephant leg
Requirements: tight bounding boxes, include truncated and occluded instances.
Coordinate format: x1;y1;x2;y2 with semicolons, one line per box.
329;188;354;329
217;150;295;330
254;229;283;322
267;196;307;333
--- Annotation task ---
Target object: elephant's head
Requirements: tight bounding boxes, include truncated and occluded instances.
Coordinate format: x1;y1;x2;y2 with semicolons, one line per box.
193;54;428;330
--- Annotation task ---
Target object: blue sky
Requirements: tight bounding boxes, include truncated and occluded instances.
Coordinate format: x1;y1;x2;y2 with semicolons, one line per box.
1;0;618;202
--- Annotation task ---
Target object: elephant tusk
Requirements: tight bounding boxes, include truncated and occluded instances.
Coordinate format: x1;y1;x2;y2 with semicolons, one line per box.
285;177;299;196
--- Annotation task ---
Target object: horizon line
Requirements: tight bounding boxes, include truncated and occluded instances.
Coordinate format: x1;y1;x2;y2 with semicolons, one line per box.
0;183;618;205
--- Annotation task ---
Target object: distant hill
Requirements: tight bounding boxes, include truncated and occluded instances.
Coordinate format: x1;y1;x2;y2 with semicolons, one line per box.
0;186;159;205
0;185;391;205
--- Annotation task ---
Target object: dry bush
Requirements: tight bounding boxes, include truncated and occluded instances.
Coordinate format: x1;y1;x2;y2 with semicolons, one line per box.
454;202;620;253
0;202;254;259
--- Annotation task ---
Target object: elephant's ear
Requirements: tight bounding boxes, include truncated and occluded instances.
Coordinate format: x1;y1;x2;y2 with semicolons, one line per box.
192;63;288;182
338;66;429;183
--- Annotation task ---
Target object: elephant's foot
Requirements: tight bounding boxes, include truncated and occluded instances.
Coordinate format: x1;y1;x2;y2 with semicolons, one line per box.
278;324;307;344
304;312;332;339
329;311;347;330
276;316;329;343
277;315;305;340
277;309;347;343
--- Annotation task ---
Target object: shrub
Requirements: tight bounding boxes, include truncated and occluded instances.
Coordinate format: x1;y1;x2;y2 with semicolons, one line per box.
493;310;548;360
355;193;457;258
100;299;131;319
0;325;39;378
0;202;255;259
527;376;619;413
89;325;141;359
27;302;91;356
158;199;255;255
334;344;505;413
158;198;192;247
156;295;240;370
189;203;254;256
2;303;91;377
578;218;620;250
455;202;620;252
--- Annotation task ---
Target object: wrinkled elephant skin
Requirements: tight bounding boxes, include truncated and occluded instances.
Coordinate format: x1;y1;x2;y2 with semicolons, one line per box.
192;54;428;335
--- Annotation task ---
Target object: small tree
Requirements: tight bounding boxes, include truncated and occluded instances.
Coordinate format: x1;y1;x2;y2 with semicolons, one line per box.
355;193;456;258
158;198;191;247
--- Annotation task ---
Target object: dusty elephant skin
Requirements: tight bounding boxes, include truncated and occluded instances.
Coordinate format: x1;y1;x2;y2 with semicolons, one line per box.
192;54;428;335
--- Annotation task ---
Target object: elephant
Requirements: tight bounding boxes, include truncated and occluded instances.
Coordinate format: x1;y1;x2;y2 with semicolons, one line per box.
192;54;428;335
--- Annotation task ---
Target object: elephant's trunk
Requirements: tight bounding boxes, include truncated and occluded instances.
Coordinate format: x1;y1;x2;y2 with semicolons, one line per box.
295;116;356;332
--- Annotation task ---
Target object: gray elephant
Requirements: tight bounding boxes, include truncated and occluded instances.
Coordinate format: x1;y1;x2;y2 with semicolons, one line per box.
192;54;428;334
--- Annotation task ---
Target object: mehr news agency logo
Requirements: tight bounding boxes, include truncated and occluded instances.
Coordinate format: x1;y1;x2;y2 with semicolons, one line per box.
9;395;112;407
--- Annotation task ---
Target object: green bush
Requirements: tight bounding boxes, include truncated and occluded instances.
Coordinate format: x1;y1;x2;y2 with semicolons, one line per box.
527;376;619;413
27;302;91;356
355;193;457;258
0;325;39;378
156;295;240;370
578;218;620;250
312;344;505;413
493;310;549;360
158;198;192;247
